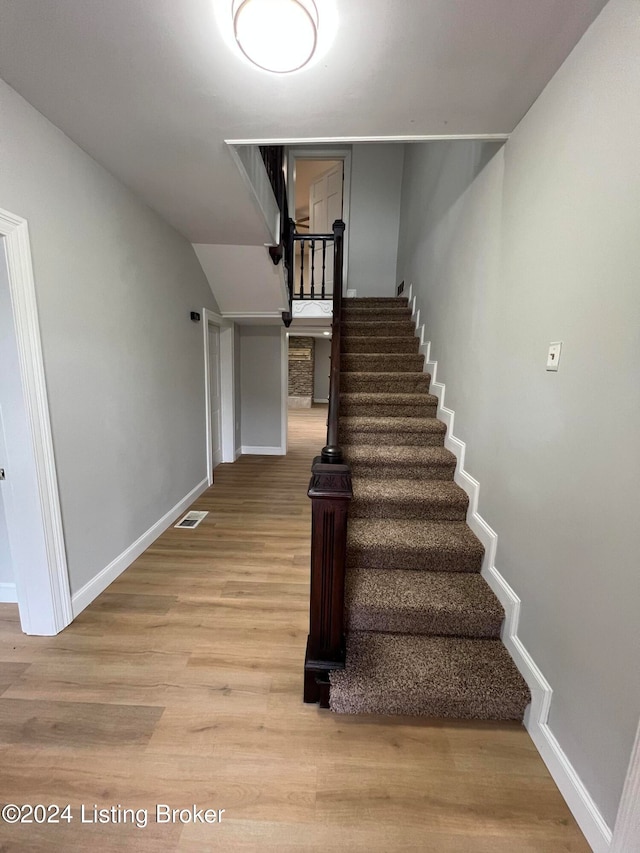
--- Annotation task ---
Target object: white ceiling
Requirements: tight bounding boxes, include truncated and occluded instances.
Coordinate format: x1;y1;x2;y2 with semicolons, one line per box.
0;0;607;245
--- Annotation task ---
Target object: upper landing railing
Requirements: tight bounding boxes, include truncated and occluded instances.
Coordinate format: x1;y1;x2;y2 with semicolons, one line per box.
259;146;341;326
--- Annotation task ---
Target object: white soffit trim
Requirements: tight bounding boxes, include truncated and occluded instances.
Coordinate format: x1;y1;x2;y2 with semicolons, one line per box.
226;134;510;145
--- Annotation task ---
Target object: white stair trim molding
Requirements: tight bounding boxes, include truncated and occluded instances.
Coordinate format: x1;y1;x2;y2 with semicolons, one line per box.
412;300;612;853
71;478;209;617
240;445;285;456
292;300;332;318
0;582;17;603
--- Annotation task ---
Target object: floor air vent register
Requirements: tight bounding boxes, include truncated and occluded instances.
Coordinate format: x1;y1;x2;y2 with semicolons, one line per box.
174;510;208;529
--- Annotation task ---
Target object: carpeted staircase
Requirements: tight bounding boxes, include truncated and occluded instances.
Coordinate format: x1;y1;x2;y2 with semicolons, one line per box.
329;296;531;720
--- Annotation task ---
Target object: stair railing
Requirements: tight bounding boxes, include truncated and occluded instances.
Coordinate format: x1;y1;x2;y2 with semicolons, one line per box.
304;220;352;707
258;145;294;325
291;231;336;301
259;146;340;327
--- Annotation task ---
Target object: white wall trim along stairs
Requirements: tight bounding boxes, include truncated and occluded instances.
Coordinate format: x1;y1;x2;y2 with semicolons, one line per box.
408;284;613;853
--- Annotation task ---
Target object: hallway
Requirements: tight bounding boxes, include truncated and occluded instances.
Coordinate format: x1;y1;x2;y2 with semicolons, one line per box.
0;406;588;851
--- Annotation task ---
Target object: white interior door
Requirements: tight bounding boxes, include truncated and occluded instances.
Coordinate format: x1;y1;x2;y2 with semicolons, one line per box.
309;163;343;295
208;324;222;471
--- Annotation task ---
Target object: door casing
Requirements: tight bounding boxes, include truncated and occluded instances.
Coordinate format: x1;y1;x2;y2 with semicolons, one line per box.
203;309;236;484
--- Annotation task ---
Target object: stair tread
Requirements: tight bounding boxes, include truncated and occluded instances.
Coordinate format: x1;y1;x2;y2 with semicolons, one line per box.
341;371;429;380
352;479;467;504
340;392;437;405
342;354;424;369
340;416;444;433
348;518;483;555
330;632;531;719
346;568;504;635
343;445;455;464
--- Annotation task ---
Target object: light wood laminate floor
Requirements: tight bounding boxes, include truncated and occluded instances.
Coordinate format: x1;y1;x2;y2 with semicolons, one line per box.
0;407;589;851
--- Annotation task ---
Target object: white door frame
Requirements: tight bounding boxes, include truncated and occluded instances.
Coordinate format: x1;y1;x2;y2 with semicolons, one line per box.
612;717;640;852
0;207;73;635
203;309;236;483
287;147;351;288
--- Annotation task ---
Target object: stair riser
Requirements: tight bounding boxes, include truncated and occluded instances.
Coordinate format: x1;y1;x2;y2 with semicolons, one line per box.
339;430;445;447
346;606;502;638
330;691;528;720
342;355;425;373
350;499;466;521
347;546;483;572
347;463;455;481
341;375;430;394
343;338;420;354
343;298;408;307
342;308;412;320
340;403;437;418
342;322;415;337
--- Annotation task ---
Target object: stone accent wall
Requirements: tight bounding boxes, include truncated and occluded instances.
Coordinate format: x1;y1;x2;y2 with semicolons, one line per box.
288;336;315;408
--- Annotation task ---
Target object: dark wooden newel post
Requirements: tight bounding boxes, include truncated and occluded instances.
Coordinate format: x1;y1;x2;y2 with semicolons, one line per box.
304;219;349;709
304;459;352;707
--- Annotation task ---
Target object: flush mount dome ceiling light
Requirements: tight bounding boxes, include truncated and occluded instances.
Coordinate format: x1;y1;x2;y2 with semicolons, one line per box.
233;0;319;73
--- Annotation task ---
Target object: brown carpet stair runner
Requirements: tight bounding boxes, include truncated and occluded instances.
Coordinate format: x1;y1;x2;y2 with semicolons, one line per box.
329;296;530;719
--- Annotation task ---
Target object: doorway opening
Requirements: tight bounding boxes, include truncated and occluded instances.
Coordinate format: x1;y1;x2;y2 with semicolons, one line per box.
208;323;222;478
287;147;352;289
286;331;331;456
203;310;237;484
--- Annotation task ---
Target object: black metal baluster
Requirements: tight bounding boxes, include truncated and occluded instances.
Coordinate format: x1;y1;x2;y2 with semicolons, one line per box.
310;240;316;299
321;240;327;299
300;239;305;298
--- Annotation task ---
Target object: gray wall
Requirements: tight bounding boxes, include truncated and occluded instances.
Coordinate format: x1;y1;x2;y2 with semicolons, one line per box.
313;338;331;402
0;78;218;597
239;326;282;450
348;144;404;297
396;0;640;828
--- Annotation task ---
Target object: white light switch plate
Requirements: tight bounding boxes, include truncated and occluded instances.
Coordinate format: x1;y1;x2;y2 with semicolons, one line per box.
546;341;562;371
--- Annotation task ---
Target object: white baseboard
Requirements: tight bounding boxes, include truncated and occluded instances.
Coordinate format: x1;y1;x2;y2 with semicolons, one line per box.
240;445;285;456
234;446;242;461
313;397;329;403
411;296;612;852
71;478;209;617
0;582;17;603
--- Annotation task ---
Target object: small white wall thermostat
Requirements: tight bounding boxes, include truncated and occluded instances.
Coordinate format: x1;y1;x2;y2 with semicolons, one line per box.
546;341;562;371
